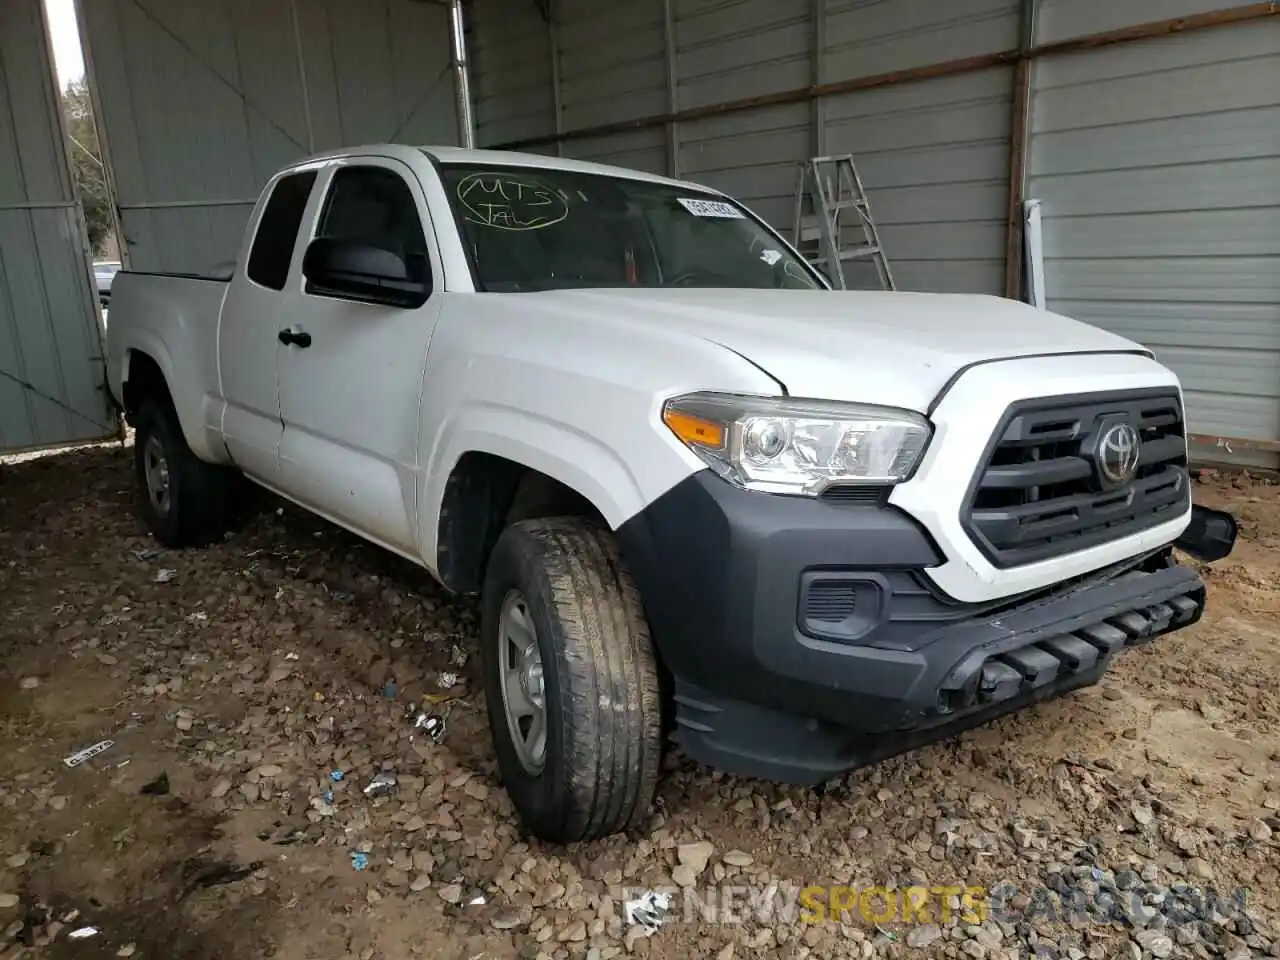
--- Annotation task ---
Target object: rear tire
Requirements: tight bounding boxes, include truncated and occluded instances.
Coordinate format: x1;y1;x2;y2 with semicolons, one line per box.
132;398;237;547
481;517;663;843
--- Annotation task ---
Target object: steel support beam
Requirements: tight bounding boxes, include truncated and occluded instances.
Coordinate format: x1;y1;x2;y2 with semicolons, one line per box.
449;0;476;148
662;0;679;178
1004;0;1038;302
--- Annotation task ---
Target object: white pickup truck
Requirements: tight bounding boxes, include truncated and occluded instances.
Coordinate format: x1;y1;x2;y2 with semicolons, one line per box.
106;144;1236;842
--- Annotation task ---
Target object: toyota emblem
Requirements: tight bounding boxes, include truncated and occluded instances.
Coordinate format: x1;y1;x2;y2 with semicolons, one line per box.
1098;422;1141;484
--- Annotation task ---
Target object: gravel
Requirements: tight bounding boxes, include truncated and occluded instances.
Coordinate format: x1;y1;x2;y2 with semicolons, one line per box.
1;447;1278;958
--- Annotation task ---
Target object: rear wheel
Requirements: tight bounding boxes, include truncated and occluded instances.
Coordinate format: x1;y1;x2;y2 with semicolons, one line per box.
481;518;663;843
132;399;237;547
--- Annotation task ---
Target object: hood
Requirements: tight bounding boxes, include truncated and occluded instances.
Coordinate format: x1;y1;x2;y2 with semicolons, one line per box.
543;289;1148;412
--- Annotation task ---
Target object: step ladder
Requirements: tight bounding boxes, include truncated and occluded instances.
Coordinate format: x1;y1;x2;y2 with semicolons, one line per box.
791;154;895;291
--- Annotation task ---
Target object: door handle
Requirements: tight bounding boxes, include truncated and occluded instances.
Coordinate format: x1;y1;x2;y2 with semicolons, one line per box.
278;328;312;348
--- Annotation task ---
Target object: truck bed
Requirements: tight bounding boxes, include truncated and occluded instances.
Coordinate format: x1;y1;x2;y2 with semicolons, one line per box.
105;270;230;461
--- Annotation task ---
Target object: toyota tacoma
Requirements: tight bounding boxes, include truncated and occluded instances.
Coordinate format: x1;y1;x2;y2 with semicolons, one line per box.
105;145;1237;842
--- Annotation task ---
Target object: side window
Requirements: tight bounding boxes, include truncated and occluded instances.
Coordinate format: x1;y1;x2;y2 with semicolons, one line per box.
311;166;431;295
246;170;317;290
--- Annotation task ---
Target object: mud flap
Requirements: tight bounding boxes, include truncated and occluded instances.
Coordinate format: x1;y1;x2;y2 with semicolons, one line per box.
1174;505;1238;563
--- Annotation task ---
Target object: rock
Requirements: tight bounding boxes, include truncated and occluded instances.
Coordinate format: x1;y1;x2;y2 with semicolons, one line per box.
1115;869;1140;890
117;945;137;958
908;925;943;949
6;852;30;869
672;864;697;888
1135;931;1174;959
239;782;260;803
0;893;19;909
1171;829;1199;856
1132;803;1155;827
491;909;524;931
412;850;435;874
19;677;39;690
383;868;408;887
722;850;753;868
804;925;828;948
962;941;988;959
49;795;68;811
438;883;463;904
1222;948;1250;960
410;874;431;892
210;777;233;799
677;841;715;877
404;815;426;832
1248;820;1272;842
176;716;194;731
256;764;283;778
716;946;734;960
464;781;490;801
1188;858;1214;879
535;882;566;906
558;920;588;942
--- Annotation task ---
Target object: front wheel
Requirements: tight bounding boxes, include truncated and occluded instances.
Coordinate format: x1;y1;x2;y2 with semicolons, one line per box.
481;518;663;843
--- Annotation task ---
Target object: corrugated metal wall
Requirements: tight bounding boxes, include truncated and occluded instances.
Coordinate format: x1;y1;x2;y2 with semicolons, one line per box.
1029;5;1280;465
79;0;458;275
470;0;1019;295
0;0;115;453
820;0;1019;292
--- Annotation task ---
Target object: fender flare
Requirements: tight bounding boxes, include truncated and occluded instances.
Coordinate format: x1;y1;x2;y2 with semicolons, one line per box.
118;335;222;463
419;406;669;571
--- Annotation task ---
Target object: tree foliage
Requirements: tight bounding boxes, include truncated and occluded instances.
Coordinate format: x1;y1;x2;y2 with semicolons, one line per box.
62;78;114;257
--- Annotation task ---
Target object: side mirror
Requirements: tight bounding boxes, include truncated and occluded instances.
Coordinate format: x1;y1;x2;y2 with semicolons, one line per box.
302;238;430;308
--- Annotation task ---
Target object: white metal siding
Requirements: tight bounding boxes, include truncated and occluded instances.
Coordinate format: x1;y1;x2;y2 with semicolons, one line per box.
79;0;457;275
676;0;809;226
471;0;554;147
1036;0;1237;43
824;69;1014;293
0;0;115;453
822;0;1018;292
557;0;666;173
472;0;1019;294
1028;19;1280;459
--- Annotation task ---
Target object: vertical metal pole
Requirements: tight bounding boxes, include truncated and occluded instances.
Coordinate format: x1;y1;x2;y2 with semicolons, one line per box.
290;0;315;153
547;0;563;156
449;0;476;148
1004;0;1037;301
662;0;679;178
810;0;825;159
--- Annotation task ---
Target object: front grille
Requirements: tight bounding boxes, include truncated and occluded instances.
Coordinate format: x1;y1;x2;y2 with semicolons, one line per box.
963;390;1189;568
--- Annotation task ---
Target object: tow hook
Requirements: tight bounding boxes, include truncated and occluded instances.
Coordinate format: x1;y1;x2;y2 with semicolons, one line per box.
1174;505;1238;563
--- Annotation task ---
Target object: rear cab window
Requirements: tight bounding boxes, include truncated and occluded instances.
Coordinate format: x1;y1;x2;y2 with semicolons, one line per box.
246;170;318;290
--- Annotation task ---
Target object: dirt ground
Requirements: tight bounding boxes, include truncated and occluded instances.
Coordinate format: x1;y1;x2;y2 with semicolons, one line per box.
1;443;1277;960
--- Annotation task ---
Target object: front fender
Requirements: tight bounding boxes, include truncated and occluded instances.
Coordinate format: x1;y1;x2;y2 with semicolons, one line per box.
417;403;702;574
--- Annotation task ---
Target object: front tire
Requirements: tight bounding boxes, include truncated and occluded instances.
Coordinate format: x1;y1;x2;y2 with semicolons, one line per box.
481;518;663;843
132;399;236;547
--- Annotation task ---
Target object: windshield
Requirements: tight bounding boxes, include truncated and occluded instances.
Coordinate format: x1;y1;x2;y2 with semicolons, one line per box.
436;162;823;293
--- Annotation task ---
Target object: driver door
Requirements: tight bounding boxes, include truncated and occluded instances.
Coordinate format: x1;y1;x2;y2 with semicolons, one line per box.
275;158;443;558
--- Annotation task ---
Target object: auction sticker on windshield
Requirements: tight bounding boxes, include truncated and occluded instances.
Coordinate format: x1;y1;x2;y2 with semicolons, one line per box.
678;198;744;219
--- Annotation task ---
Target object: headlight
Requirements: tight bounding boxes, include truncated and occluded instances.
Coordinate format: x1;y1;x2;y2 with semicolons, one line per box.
662;392;931;495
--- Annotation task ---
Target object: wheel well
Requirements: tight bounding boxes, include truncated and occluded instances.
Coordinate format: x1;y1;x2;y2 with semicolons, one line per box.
121;351;172;419
436;453;608;593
